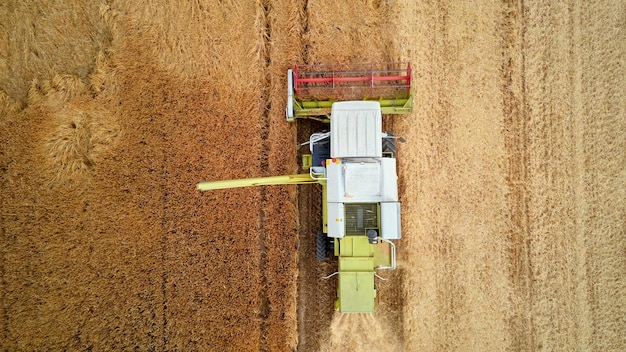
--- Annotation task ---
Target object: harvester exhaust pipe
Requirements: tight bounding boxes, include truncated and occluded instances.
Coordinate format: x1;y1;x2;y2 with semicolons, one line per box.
367;229;378;244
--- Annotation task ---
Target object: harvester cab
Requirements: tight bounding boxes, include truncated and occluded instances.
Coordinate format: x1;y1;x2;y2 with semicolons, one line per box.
198;63;412;313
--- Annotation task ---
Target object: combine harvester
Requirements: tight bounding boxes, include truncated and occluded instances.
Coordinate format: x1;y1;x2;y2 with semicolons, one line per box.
197;62;412;313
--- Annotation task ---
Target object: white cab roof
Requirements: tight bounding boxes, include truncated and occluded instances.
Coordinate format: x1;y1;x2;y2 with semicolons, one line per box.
330;101;382;158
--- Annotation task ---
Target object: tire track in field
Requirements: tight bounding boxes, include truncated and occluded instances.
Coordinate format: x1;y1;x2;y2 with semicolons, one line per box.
160;132;169;350
426;4;461;346
501;1;533;350
256;1;272;350
0;224;6;343
301;0;311;64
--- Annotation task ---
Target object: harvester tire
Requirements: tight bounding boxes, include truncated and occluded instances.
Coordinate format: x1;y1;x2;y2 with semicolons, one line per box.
382;132;396;157
316;231;328;261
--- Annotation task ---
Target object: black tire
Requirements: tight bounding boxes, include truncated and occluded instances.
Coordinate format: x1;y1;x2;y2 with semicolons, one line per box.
316;231;328;261
382;132;396;157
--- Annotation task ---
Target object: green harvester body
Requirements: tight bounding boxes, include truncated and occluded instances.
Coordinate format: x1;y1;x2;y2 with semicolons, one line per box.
197;63;410;313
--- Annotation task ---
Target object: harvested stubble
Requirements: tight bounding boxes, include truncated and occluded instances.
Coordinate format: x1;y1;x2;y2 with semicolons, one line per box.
391;1;625;351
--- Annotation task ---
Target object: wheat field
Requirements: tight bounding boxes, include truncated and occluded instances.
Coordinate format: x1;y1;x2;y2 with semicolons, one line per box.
1;1;624;351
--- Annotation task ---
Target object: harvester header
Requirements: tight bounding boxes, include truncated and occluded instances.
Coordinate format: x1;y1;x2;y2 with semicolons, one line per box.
287;62;413;121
